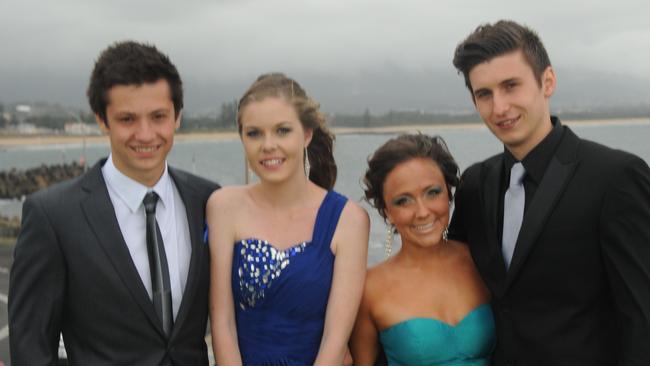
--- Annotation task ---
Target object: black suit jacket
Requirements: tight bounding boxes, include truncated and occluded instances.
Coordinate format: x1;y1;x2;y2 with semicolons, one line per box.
9;159;219;365
449;122;650;365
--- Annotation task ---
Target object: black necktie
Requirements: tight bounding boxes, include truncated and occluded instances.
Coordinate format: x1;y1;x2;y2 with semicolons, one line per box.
143;191;173;336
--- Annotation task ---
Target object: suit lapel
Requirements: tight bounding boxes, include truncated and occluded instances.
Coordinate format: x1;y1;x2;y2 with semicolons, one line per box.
481;156;508;295
504;128;580;291
80;161;165;336
168;168;206;339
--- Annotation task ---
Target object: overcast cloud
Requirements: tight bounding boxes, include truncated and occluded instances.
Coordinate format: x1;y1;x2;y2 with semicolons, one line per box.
1;0;649;113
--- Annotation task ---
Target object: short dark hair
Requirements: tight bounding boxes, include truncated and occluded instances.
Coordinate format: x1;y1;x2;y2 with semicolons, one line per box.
363;134;459;220
87;41;183;123
453;20;551;92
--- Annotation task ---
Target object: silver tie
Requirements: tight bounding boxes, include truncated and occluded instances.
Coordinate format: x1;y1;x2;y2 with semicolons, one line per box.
502;162;526;269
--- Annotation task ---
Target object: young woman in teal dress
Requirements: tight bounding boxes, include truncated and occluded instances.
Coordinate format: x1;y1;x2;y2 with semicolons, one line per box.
207;73;369;365
351;134;495;365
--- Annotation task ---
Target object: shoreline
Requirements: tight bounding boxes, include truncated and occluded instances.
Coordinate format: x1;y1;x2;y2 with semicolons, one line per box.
1;117;649;148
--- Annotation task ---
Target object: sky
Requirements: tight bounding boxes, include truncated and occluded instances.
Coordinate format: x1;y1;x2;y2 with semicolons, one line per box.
1;0;649;114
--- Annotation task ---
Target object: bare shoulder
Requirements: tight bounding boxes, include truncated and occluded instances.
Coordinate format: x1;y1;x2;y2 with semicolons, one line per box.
206;186;251;227
364;259;393;296
445;240;482;276
339;200;370;228
367;260;390;281
447;240;473;263
207;185;247;210
331;200;369;254
446;240;490;300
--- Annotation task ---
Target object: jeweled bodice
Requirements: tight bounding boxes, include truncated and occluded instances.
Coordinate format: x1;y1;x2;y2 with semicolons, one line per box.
231;190;348;366
236;238;309;309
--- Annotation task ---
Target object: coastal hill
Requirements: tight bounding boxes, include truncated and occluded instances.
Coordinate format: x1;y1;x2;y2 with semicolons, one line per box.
2;66;650;122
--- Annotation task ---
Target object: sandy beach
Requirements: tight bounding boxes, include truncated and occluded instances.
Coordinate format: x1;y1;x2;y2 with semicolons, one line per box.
1;117;649;148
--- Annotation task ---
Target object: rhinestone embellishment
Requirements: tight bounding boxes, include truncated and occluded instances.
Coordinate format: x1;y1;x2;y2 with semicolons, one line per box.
237;238;309;309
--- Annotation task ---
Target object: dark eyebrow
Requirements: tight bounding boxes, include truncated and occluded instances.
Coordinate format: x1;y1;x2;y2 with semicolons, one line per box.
150;108;170;115
423;184;444;194
500;78;519;86
243;120;292;128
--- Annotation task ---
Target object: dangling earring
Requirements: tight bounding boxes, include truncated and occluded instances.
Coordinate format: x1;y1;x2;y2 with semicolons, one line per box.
245;159;256;184
385;224;394;258
304;147;311;178
442;226;449;243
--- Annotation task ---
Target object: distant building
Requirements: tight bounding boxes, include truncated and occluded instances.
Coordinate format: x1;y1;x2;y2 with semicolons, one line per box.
15;105;32;113
64;122;101;135
14;104;33;125
1;112;11;126
15;123;39;134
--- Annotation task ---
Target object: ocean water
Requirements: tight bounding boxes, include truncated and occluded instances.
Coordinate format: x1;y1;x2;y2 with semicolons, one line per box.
2;120;650;264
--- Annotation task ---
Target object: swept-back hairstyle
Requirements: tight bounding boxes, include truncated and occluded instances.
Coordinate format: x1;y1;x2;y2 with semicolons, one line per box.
237;73;337;190
363;133;459;220
453;20;551;92
87;41;183;123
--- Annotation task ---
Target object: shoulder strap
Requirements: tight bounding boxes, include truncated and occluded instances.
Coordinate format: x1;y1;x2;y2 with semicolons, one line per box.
312;190;348;251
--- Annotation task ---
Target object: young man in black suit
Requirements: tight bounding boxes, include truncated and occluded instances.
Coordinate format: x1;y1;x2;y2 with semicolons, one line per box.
9;41;219;365
449;20;650;365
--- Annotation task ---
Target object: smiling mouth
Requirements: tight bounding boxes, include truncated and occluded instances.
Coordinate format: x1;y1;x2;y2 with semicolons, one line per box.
412;222;434;232
132;145;160;153
496;116;520;128
261;158;284;168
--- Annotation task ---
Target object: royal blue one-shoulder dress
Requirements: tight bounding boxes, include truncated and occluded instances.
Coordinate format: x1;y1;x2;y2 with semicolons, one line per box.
231;190;347;366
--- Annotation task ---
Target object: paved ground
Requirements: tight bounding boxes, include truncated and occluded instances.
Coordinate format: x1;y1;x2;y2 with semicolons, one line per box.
0;243;14;366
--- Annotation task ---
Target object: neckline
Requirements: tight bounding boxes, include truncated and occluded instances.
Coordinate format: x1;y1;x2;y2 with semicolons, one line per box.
234;190;332;251
237;237;310;254
380;303;491;332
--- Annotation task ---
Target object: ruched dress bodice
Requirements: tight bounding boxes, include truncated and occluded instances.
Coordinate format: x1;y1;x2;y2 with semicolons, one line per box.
379;303;496;366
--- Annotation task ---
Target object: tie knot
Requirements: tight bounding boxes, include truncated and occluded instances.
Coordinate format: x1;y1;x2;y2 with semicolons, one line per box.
509;162;526;187
143;191;159;214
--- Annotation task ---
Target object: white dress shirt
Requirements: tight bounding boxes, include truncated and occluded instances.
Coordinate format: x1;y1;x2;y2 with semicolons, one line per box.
102;155;191;319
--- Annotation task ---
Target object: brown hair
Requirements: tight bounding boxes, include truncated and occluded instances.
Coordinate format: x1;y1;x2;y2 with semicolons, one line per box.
453;20;551;93
87;41;183;124
237;73;337;190
363;134;459;220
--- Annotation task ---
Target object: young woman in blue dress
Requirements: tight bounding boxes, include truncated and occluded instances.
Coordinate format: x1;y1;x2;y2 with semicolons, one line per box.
350;134;495;365
207;73;369;366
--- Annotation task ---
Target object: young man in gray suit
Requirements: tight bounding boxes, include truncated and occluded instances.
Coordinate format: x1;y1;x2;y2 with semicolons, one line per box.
9;41;219;365
449;20;650;365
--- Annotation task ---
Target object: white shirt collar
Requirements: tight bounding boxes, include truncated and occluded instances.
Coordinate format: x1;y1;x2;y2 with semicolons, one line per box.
102;154;173;213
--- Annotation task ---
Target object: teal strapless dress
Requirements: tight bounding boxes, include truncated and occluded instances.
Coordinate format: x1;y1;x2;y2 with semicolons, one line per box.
379;303;496;366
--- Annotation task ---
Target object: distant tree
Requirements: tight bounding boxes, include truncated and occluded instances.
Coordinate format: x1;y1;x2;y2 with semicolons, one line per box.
217;100;238;129
25;115;68;130
178;116;215;132
80;111;96;124
0;102;5;126
363;107;371;128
